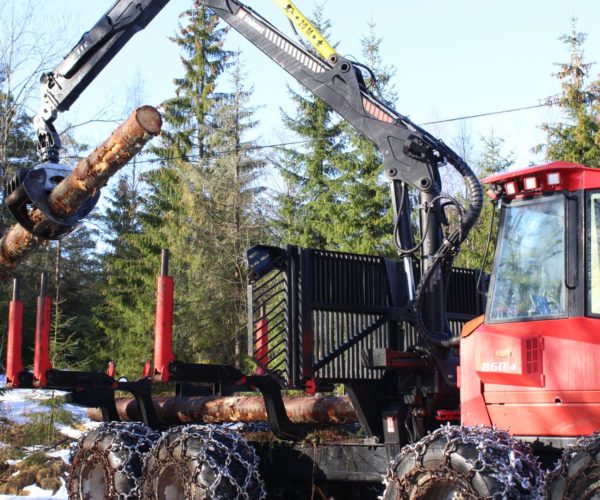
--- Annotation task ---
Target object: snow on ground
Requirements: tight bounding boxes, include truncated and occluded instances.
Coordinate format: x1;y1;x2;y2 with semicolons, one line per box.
0;377;89;426
0;374;93;500
19;481;69;500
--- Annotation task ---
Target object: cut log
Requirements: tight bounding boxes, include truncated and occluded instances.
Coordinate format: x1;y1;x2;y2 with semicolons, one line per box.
0;106;162;272
87;395;358;425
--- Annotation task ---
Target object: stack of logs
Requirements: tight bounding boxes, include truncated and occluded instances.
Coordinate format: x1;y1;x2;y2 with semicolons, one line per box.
88;394;358;425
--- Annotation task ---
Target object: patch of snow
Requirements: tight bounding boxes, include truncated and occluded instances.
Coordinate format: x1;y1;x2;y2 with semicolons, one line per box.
57;420;98;440
1;374;92;429
1;395;85;426
46;449;71;465
58;424;83;440
21;483;55;497
21;478;68;499
1;374;94;499
52;481;69;500
23;445;47;453
63;403;89;421
0;478;69;500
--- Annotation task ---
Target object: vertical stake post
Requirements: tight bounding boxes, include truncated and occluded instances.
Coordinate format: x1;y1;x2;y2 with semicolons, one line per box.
5;277;24;387
255;305;268;375
153;249;175;382
33;272;52;387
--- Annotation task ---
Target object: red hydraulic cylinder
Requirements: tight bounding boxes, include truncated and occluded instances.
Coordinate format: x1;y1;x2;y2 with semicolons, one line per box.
5;278;24;388
153;249;175;383
33;272;52;388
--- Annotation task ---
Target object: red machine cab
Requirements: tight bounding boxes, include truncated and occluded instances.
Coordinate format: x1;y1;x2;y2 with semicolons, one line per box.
460;161;600;438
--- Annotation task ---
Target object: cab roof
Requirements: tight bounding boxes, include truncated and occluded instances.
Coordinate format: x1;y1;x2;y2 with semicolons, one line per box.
484;161;600;193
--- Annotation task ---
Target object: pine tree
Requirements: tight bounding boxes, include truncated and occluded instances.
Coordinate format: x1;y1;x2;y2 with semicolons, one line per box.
539;20;600;167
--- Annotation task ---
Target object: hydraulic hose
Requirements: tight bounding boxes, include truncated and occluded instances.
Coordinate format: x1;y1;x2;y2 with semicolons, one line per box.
411;147;484;349
445;149;484;244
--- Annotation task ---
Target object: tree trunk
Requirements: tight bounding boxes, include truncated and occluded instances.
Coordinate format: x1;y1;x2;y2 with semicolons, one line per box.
0;106;161;273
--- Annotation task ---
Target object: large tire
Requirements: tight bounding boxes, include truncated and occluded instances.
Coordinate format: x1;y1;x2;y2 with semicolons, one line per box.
141;424;265;500
545;432;600;499
383;425;543;499
68;421;161;500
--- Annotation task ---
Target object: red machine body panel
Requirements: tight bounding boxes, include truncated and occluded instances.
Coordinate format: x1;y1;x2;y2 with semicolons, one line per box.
460;317;600;436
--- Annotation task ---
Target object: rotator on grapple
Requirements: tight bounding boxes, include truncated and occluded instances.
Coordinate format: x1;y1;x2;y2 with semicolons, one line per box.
3;0;599;498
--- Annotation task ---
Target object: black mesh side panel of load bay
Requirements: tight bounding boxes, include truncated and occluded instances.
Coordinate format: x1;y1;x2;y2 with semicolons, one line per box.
445;266;486;321
299;249;402;381
247;246;290;385
247;245;485;388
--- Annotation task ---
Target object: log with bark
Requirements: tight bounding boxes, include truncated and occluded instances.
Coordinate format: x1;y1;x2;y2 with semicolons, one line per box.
87;394;358;426
0;106;162;273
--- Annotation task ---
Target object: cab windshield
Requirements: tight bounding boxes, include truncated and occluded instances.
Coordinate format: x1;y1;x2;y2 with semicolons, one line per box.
487;196;566;322
589;192;600;314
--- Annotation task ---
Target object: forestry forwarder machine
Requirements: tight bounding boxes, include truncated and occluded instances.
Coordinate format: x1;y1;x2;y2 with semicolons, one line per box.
3;0;600;498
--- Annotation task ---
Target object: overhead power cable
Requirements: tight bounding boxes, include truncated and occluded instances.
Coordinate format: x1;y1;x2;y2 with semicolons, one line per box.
421;101;558;126
61;98;561;166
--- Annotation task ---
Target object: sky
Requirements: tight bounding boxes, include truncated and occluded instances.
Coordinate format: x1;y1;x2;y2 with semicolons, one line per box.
11;0;600;173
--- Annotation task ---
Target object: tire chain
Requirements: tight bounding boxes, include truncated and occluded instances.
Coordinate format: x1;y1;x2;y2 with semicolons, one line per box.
543;431;600;498
386;425;545;499
68;421;161;500
146;424;266;499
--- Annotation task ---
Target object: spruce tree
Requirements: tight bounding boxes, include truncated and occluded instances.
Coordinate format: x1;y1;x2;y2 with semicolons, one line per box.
454;133;513;271
539;20;600;167
0;90;103;370
0;91;37;229
51;225;103;370
94;174;150;376
274;9;348;250
149;5;236;365
333;19;397;256
95;158;185;376
155;5;232;162
182;55;267;366
97;7;265;374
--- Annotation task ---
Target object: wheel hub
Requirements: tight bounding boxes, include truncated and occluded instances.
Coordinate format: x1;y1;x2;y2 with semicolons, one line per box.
156;464;186;500
80;458;106;500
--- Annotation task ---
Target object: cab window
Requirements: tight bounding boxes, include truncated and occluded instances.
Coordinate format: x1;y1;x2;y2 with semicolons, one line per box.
487;196;566;322
588;192;600;314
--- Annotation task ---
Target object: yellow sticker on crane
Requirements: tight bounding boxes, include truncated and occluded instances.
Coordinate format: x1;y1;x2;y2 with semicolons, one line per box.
273;0;337;61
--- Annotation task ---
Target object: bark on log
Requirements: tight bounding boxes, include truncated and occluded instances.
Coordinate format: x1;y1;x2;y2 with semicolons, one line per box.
0;106;162;272
87;395;358;425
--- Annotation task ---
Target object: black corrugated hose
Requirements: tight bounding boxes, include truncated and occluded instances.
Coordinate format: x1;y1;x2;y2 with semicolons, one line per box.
412;147;484;349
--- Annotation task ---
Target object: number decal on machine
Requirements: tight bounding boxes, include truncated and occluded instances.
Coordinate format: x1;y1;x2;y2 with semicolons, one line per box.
481;361;518;373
